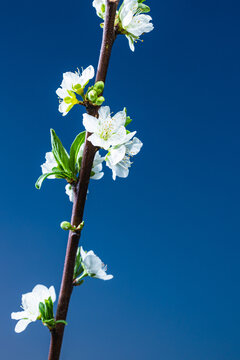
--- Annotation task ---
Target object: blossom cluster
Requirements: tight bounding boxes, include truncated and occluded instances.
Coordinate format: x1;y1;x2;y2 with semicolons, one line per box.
83;105;143;180
11;248;112;333
12;0;153;337
38;64;143;203
74;247;113;283
93;0;154;51
11;285;56;333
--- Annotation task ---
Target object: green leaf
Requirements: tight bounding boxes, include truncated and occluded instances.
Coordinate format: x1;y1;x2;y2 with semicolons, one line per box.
39;302;46;320
69;131;86;174
50;129;70;172
35;169;70;189
124;108;133;127
74;247;84;279
35;171;64;189
125;116;132;127
46;297;54;319
44;299;51;320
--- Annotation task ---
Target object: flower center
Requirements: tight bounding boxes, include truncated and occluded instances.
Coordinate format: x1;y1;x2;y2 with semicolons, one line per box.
99;119;114;141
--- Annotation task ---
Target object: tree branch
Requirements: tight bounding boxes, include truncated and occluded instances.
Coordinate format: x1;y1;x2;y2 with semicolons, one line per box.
48;1;119;359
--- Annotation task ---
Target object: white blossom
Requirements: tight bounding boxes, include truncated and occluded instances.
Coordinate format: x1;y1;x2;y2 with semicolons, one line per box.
11;285;56;333
56;65;95;116
83;106;128;150
119;0;154;51
80;247;113;280
65;184;74;202
41;152;58;179
92;0;106;19
106;136;143;180
78;144;104;180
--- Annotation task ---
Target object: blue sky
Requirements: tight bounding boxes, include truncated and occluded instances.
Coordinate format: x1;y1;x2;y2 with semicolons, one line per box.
0;0;240;359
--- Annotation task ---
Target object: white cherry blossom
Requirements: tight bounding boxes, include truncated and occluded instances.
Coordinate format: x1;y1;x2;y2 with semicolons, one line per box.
56;66;95;116
41;152;58;179
83;106;128;150
106;136;143;180
65;184;74;202
80;246;113;280
92;0;106;19
11;285;56;333
119;0;154;51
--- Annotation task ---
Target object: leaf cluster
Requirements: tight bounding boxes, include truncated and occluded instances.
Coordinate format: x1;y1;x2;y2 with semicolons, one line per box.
39;297;67;330
35;129;86;189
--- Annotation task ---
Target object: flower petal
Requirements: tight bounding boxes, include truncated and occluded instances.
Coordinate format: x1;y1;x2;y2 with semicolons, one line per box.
56;88;68;99
80;246;87;261
15;319;32;333
108;145;126;165
124;131;136;143
98;106;110;120
110;126;127;146
80;65;95;87
59;101;69;116
11;311;27;320
83;113;98;133
87;133;105;148
62;72;81;89
49;286;56;303
126;35;135;52
32;284;49;299
126;137;143;156
84;254;102;274
94;269;113;280
112;110;126;129
91;171;104;180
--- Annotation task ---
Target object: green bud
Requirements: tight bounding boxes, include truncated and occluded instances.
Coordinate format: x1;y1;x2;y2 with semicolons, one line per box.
95;96;105;106
87;90;98;102
76;221;84;231
60;221;75;231
93;81;105;95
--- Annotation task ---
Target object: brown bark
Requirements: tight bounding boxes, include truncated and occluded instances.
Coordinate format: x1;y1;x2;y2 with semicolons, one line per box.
48;1;119;359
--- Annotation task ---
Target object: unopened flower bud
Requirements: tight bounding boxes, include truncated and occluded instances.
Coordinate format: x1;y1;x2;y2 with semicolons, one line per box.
93;81;105;95
87;90;98;102
60;221;75;231
76;221;84;231
95;96;105;105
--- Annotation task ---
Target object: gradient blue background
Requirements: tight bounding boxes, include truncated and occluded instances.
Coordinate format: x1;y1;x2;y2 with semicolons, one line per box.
0;0;240;359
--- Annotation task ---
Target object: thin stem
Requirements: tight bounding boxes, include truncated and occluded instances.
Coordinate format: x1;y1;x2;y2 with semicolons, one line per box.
48;1;119;359
74;271;87;284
